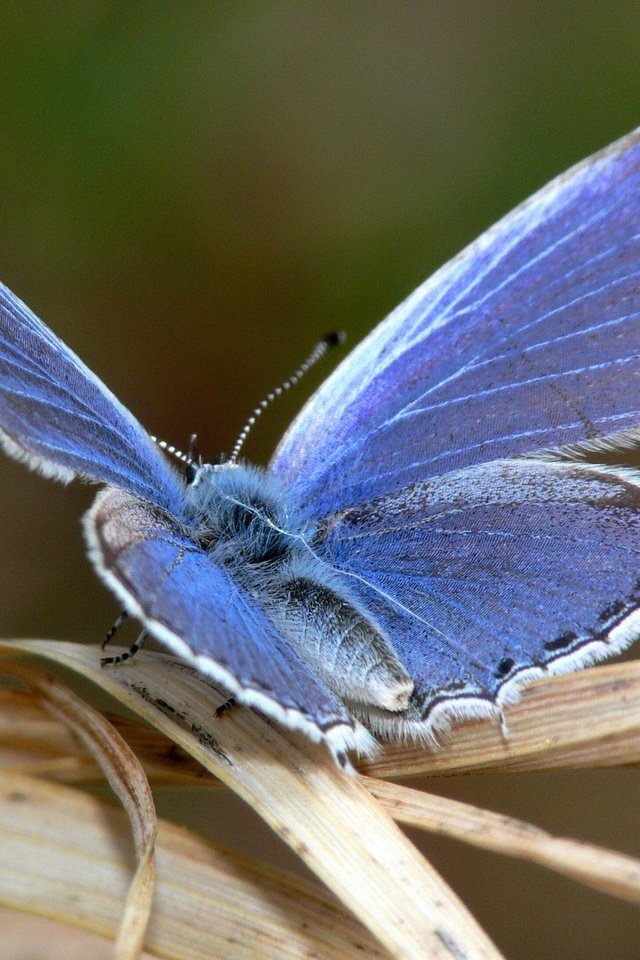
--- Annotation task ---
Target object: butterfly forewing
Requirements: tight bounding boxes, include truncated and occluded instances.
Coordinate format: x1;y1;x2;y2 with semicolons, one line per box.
0;282;184;516
271;128;640;519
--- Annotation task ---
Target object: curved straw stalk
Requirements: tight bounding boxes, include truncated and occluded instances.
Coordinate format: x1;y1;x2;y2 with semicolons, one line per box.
2;639;640;957
0;770;390;960
0;639;503;960
0;661;157;960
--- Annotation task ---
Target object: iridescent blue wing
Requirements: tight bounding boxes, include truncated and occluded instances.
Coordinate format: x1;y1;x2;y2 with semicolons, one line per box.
0;282;184;516
271;128;640;737
270;128;640;518
86;486;374;760
315;458;640;737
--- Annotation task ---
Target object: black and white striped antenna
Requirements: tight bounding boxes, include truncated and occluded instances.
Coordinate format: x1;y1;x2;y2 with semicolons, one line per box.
228;331;345;465
151;436;191;465
152;333;345;470
151;433;202;482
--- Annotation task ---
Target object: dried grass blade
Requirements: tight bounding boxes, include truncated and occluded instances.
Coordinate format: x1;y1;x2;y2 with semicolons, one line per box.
0;688;91;777
365;777;640;904
0;770;391;959
0;688;80;754
0;639;505;960
0;689;210;786
5;659;640;782
0;661;157;960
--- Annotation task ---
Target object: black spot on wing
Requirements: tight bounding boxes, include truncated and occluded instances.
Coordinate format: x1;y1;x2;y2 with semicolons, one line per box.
544;631;578;653
598;598;628;624
495;657;515;679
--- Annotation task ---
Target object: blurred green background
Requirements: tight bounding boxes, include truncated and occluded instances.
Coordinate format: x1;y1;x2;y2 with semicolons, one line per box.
1;2;640;957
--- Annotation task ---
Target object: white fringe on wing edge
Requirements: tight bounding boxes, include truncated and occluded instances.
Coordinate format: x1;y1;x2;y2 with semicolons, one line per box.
0;427;75;484
358;606;640;748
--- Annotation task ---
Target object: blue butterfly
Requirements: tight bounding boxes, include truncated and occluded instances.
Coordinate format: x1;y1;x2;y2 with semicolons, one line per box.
3;129;640;766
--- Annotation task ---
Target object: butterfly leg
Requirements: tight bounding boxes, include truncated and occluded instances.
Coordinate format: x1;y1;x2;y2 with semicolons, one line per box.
101;629;148;667
215;696;236;717
100;610;129;650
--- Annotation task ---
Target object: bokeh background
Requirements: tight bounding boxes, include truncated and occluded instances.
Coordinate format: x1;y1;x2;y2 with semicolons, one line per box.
1;3;640;957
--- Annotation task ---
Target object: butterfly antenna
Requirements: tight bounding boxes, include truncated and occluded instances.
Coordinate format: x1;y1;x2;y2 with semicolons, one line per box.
151;436;191;465
152;433;202;483
228;331;346;464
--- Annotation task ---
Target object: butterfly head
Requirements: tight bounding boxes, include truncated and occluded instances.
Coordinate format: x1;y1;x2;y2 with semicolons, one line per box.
187;459;240;489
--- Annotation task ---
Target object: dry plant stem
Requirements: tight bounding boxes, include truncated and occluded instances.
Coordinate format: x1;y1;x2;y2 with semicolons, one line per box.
4;646;640;956
4;649;640;782
0;770;391;960
0;661;157;960
7;658;639;783
3;691;640;913
0;640;505;960
364;777;640;904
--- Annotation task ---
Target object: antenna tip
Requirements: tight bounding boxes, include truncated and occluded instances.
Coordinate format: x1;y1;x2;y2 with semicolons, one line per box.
322;330;346;348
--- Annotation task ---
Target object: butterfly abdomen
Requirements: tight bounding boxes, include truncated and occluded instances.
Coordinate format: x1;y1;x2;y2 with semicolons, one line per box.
265;572;414;712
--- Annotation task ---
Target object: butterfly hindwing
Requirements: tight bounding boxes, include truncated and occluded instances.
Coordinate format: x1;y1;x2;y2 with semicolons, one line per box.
86;485;374;758
314;456;640;737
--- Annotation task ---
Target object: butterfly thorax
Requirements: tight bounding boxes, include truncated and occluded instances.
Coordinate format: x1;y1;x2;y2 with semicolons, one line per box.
184;461;306;566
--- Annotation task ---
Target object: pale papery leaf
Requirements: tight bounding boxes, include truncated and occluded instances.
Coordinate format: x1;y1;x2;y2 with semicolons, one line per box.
0;769;391;960
9;679;638;912
0;661;157;960
359;660;640;778
3;641;640;924
0;689;209;785
0;910;158;960
0;639;505;960
5;651;640;782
